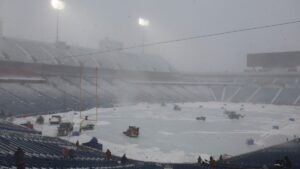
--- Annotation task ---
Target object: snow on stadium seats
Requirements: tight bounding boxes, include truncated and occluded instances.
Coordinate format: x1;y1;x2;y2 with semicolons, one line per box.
210;86;224;102
14;40;57;65
1;37;300;116
0;38;33;63
223;86;239;102
275;77;297;85
226;139;300;168
0;121;40;134
0;89;32;115
151;85;183;102
231;86;258;103
0;126;149;169
194;86;213;101
250;87;278;104
274;88;300;105
0;83;51;113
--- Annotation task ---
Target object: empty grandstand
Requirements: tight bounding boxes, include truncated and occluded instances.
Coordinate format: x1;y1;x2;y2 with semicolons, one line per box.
0;23;300;169
0;121;165;169
0;37;300;116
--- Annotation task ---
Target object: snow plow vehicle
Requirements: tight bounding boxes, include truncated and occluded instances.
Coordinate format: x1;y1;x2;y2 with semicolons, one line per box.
49;115;62;125
173;104;181;111
224;111;244;119
81;124;95;131
123;126;139;137
57;122;74;136
196;116;206;121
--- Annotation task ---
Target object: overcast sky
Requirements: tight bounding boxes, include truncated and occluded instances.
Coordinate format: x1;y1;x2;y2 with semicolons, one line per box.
0;0;300;72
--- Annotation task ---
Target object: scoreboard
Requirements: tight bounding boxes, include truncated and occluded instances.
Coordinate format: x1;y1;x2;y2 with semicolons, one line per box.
247;51;300;68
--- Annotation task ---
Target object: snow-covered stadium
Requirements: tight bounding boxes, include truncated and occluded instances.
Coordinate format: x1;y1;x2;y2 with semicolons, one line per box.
1;0;300;167
0;34;299;169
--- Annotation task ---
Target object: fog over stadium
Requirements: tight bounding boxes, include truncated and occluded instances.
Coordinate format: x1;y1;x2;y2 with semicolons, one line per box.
0;1;300;169
1;0;300;72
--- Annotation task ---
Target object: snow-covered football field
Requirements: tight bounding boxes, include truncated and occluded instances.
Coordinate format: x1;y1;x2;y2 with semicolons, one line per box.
13;102;300;163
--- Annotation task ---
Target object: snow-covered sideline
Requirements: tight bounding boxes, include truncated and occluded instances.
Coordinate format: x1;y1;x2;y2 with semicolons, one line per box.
13;102;300;163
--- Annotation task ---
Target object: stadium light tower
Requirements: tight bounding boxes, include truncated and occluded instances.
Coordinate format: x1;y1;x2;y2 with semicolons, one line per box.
138;17;149;54
138;18;149;27
51;0;65;42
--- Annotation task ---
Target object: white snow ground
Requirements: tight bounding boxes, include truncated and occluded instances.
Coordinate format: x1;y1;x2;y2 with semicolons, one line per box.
13;102;300;163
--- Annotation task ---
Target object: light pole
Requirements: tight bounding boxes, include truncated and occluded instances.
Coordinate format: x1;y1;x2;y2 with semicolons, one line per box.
138;17;149;54
78;61;100;123
51;0;65;42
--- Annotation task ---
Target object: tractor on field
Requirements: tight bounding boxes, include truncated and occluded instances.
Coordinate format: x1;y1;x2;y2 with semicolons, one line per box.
57;122;74;136
196;116;206;121
123;126;139;137
173;104;181;111
49;115;62;125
